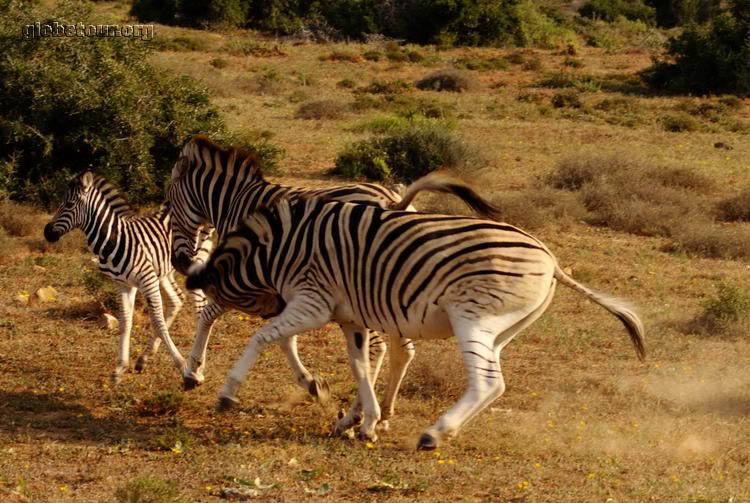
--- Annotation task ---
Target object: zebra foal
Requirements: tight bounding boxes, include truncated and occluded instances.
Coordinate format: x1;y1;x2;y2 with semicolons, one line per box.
44;171;205;382
187;187;645;449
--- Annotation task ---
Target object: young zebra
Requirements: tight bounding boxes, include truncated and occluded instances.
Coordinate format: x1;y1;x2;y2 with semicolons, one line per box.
167;135;495;404
44;171;206;383
186;189;646;449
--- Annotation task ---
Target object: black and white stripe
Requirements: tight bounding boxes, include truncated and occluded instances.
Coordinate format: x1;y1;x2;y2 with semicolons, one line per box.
44;171;202;382
167;135;486;399
188;191;645;449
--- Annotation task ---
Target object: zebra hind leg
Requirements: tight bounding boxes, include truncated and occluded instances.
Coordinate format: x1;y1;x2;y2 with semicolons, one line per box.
183;301;223;390
335;325;381;442
278;335;330;402
135;275;183;372
112;285;137;384
377;336;415;432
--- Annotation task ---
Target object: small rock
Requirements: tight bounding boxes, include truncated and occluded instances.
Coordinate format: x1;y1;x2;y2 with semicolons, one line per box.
714;142;733;150
219;487;261;501
34;286;57;303
102;313;118;330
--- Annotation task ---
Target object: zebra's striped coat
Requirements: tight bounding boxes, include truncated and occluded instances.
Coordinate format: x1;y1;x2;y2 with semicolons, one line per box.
188;195;645;449
167;136;477;408
44;171;201;382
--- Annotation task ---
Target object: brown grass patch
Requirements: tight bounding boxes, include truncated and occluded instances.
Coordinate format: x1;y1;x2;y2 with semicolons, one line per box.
295;100;349;120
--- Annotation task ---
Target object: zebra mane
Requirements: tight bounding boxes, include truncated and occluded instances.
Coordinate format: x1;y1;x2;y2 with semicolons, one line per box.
85;171;137;218
180;135;265;183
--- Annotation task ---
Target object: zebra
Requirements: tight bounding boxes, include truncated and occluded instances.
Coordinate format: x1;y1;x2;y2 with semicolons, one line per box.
166;135;497;415
43;171;208;383
186;184;646;450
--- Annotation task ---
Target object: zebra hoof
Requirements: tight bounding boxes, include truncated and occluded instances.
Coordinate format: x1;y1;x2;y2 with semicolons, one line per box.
183;376;202;391
216;396;238;412
134;355;147;373
357;430;377;443
417;433;439;451
308;376;330;403
376;420;390;432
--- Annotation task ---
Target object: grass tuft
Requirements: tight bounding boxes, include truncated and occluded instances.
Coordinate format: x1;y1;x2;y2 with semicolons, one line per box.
114;476;180;503
416;71;472;92
295;100;348;120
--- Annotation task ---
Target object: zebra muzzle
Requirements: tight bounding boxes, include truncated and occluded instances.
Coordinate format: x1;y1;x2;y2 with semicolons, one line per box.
43;223;60;243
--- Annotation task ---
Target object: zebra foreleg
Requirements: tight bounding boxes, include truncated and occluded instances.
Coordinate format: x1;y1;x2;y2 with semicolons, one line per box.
335;324;381;442
377;336;415;432
183;301;224;390
279;336;330;402
217;295;332;411
112;285;137;384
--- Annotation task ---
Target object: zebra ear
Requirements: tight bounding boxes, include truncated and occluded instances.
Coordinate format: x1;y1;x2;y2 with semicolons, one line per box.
80;171;94;191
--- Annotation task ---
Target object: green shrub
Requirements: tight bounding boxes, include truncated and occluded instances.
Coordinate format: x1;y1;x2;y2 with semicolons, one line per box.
337;78;357;88
643;2;750;96
649;0;722;28
693;282;750;336
362;50;381;61
362;79;412;95
415;71;471;92
332;122;480;183
0;2;229;207
661;113;700;132
137;392;186;417
578;0;656;25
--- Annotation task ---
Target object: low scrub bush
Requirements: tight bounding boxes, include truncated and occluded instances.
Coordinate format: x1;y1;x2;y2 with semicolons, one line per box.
0;200;41;237
453;55;509;71
717;188;750;221
362;50;381;61
661;113;700;132
551;90;582;108
210;57;229;69
333;122;481;183
295;100;348;120
416;71;472;92
137;392;186;417
689;282;750;337
361;79;412;95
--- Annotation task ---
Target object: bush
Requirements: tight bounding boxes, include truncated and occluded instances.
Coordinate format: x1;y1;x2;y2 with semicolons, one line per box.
416;71;472;92
690;282;750;337
551;90;582;108
643;1;750;96
649;0;722;28
717;188;750;221
661;113;700;132
332;122;481;183
362;79;412;95
0;3;227;207
578;0;656;25
295;100;348;120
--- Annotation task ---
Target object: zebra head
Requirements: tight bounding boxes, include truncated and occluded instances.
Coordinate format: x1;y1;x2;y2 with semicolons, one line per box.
44;171;95;243
186;207;286;318
166;156;209;275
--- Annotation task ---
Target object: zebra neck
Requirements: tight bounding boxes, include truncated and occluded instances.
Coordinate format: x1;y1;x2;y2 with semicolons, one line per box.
81;195;126;257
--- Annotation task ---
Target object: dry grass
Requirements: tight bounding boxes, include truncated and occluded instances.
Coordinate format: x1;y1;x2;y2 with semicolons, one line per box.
3;3;750;502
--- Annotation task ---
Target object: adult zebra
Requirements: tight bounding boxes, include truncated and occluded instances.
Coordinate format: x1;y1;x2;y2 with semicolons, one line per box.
44;171;208;383
186;189;645;449
167;135;497;415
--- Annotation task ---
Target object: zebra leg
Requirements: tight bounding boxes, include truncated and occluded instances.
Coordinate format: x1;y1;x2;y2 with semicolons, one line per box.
135;274;184;372
368;332;387;386
217;295;332;411
279;336;330;402
417;287;556;450
112;285;137;384
335;325;381;442
377;336;415;432
183;300;224;390
140;277;187;376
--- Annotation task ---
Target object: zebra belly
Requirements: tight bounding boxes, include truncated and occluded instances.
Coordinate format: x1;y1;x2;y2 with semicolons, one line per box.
332;301;454;341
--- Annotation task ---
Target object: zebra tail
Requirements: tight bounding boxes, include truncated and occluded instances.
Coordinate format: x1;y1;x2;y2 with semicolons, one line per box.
389;171;503;220
554;264;646;361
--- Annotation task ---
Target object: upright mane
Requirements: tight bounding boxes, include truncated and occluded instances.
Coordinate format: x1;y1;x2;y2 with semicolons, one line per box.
176;135;265;184
87;171;137;218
